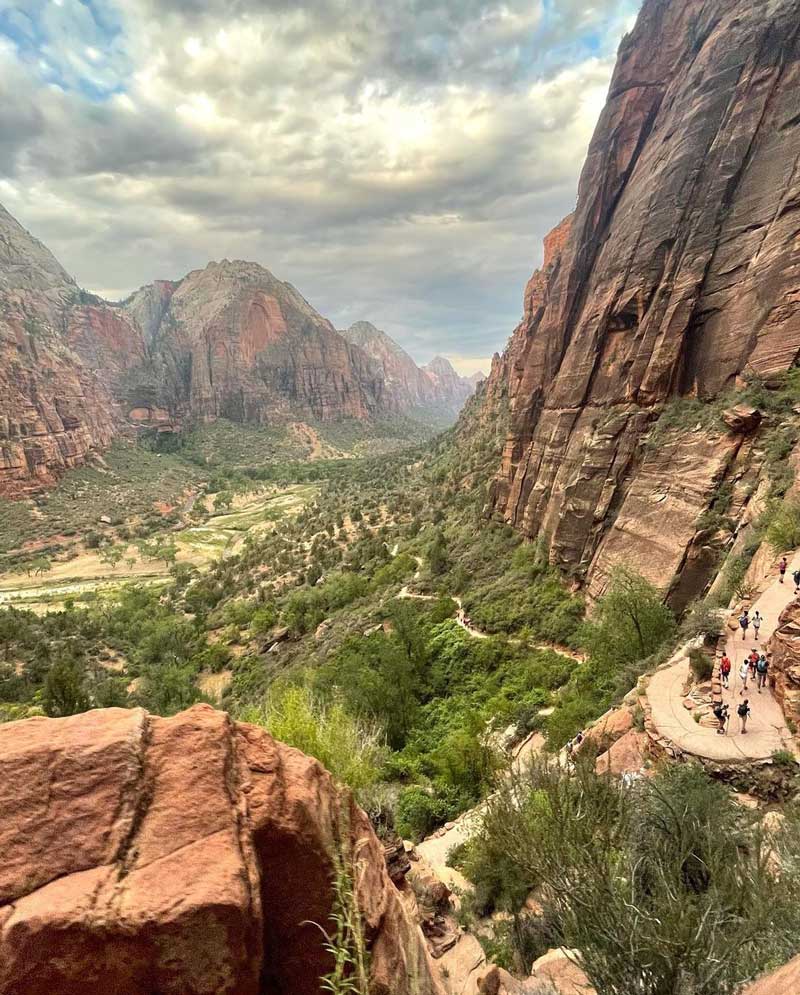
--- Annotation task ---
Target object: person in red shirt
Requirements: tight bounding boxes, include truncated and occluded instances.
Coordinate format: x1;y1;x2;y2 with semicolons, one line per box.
720;654;732;689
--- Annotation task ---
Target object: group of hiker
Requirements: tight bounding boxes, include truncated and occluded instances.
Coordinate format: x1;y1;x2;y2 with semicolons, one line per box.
716;647;769;736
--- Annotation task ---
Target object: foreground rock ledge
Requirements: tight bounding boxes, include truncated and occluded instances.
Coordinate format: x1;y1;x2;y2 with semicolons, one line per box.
0;704;442;995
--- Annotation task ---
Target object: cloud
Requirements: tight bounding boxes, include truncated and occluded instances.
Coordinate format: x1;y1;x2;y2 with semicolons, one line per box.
0;0;641;363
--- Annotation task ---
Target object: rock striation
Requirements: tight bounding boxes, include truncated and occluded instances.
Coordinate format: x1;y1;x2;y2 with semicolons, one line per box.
483;0;800;600
0;704;442;995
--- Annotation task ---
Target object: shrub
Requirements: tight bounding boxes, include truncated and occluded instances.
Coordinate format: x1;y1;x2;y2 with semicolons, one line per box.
766;500;800;553
395;783;462;841
238;685;386;798
688;647;714;682
468;758;800;994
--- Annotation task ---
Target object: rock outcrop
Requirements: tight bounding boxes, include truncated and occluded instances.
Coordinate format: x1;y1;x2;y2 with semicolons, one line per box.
484;0;800;600
767;599;800;732
0;704;442;995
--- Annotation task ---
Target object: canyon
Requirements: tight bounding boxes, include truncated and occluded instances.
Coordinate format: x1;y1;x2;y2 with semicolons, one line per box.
0;208;476;496
481;0;800;606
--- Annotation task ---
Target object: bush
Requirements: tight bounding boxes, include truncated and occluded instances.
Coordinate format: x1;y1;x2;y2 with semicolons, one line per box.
238;685;386;798
766;500;800;553
688;647;714;682
468;757;800;994
395;783;462;840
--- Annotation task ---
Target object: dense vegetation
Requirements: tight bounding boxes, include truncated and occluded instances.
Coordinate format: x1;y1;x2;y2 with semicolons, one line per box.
452;757;800;994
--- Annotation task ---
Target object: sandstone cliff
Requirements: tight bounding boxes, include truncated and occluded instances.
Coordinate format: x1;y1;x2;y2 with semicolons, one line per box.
767;599;800;733
0;704;442;995
0;205;122;495
484;0;800;604
423;355;476;412
118;264;388;427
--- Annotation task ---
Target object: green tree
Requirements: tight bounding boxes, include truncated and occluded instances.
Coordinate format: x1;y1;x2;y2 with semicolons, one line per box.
428;528;449;577
584;566;675;666
43;657;89;717
99;545;124;571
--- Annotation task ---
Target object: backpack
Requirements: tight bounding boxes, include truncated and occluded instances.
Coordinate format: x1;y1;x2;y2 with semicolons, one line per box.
740;614;749;627
757;658;768;673
721;658;731;674
737;703;749;718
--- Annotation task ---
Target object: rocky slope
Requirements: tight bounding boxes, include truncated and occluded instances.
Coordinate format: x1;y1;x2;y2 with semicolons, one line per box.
341;321;480;416
482;0;800;605
115;263;388;428
0;704;442;995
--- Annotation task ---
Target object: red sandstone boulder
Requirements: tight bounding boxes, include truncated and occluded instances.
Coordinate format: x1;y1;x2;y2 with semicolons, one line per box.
0;704;442;995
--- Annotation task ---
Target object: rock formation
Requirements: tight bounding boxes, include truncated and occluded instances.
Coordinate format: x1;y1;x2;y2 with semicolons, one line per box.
483;0;800;603
0;204;123;495
0;200;483;495
422;355;476;412
0;704;442;995
767;599;800;732
743;955;800;995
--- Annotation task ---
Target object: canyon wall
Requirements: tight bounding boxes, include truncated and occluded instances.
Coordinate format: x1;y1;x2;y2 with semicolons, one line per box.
0;704;442;995
484;0;800;603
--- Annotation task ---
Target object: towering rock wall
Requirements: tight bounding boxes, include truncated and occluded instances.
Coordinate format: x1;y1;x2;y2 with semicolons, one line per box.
0;704;443;995
117;262;388;427
0;205;123;495
486;0;800;601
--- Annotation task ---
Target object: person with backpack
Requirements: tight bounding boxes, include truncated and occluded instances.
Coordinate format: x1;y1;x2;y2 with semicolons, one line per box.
720;654;732;689
739;610;750;640
739;660;750;693
756;654;769;691
738;699;751;733
752;610;762;640
713;701;729;736
779;557;788;584
794;568;800;594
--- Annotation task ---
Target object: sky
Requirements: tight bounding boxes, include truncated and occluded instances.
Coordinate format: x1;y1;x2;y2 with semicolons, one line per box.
0;0;640;374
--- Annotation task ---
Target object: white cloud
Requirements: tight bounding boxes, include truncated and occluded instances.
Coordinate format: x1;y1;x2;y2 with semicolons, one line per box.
0;0;641;363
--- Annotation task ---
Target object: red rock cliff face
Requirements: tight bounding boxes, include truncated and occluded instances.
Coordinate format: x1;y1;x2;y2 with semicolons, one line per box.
0;704;443;995
486;0;800;600
0;206;121;495
119;262;387;426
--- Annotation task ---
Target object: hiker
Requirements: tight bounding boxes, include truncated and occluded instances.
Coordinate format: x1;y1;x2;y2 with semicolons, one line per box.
752;610;762;640
739;609;750;640
738;699;751;733
739;660;750;693
713;701;729;736
749;650;759;680
780;557;788;583
794;568;800;594
720;653;732;689
756;654;769;691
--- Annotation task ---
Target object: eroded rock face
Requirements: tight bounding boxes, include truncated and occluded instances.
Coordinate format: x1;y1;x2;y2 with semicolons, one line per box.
0;704;442;995
766;600;800;732
485;0;800;594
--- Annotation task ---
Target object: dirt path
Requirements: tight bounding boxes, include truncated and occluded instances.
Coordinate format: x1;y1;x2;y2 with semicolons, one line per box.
647;552;798;762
